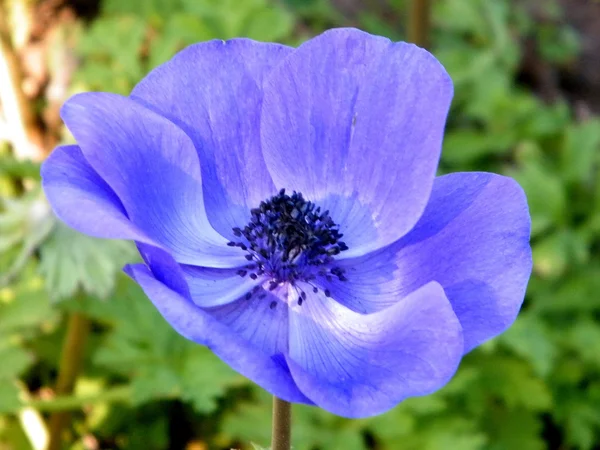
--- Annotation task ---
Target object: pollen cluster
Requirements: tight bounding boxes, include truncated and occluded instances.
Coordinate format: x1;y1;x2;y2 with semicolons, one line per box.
228;189;348;302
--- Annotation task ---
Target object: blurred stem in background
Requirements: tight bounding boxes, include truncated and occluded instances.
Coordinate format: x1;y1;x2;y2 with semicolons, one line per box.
407;0;430;48
271;397;291;450
47;311;91;450
0;0;45;161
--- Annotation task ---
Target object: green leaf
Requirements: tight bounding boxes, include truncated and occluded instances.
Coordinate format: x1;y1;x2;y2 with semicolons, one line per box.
179;347;243;413
0;341;34;414
0;154;41;180
419;418;487;450
557;392;600;450
0;382;21;414
509;161;567;236
0;191;55;287
39;222;137;301
76;16;148;94
223;390;368;450
130;366;181;406
478;357;552;411
564;319;600;367
499;313;557;376
532;231;569;279
92;279;242;413
531;265;600;312
486;409;545;450
361;407;415;442
442;129;515;165
0;343;33;379
560;119;600;184
0;272;54;333
222;395;272;447
242;5;294;42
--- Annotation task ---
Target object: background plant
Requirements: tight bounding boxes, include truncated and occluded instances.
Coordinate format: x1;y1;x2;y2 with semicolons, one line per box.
1;0;599;448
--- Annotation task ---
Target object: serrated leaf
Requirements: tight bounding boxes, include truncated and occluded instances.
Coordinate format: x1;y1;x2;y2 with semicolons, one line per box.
222;399;272;447
361;407;415;442
499;313;557;376
531;265;600;313
130;366;180;405
564;319;600;367
39;222;137;301
478;357;552;411
179;347;242;413
420;418;487;450
561;119;600;184
93;279;244;413
557;393;600;450
509;161;566;236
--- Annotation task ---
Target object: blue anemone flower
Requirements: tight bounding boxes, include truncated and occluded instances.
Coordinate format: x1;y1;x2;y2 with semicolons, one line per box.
41;28;532;418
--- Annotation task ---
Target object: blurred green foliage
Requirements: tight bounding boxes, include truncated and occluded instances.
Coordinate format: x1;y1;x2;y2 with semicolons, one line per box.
1;0;599;448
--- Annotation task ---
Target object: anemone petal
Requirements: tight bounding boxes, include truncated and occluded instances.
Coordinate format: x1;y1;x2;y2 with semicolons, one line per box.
131;39;292;239
286;282;463;418
60;93;246;268
261;28;453;255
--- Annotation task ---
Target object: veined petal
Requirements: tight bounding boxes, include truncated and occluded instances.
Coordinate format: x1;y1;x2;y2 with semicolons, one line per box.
394;172;532;352
205;289;289;358
181;264;265;308
131;39;292;239
331;173;531;353
261;28;453;256
124;257;311;404
41;145;156;244
318;246;402;315
286;282;463;418
61;93;246;268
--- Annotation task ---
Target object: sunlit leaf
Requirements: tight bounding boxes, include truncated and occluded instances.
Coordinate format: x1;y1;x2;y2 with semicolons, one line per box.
39;222;137;301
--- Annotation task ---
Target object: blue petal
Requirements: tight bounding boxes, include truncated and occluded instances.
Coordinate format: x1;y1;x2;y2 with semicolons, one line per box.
261;28;453;256
205;289;289;359
286;282;463;418
332;173;531;353
317;244;402;315
60;93;246;268
394;172;532;352
181;264;265;308
41;145;158;244
130;39;292;239
124;256;311;404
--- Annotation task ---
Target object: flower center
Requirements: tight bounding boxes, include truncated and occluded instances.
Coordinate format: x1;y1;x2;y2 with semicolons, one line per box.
228;189;348;301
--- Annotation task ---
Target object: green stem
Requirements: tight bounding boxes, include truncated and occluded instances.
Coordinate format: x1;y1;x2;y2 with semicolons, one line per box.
46;312;91;450
407;0;431;48
270;396;291;450
26;385;131;413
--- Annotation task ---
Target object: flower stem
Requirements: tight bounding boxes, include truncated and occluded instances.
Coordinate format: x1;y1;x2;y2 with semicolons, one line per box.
407;0;431;48
46;312;91;450
270;396;291;450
